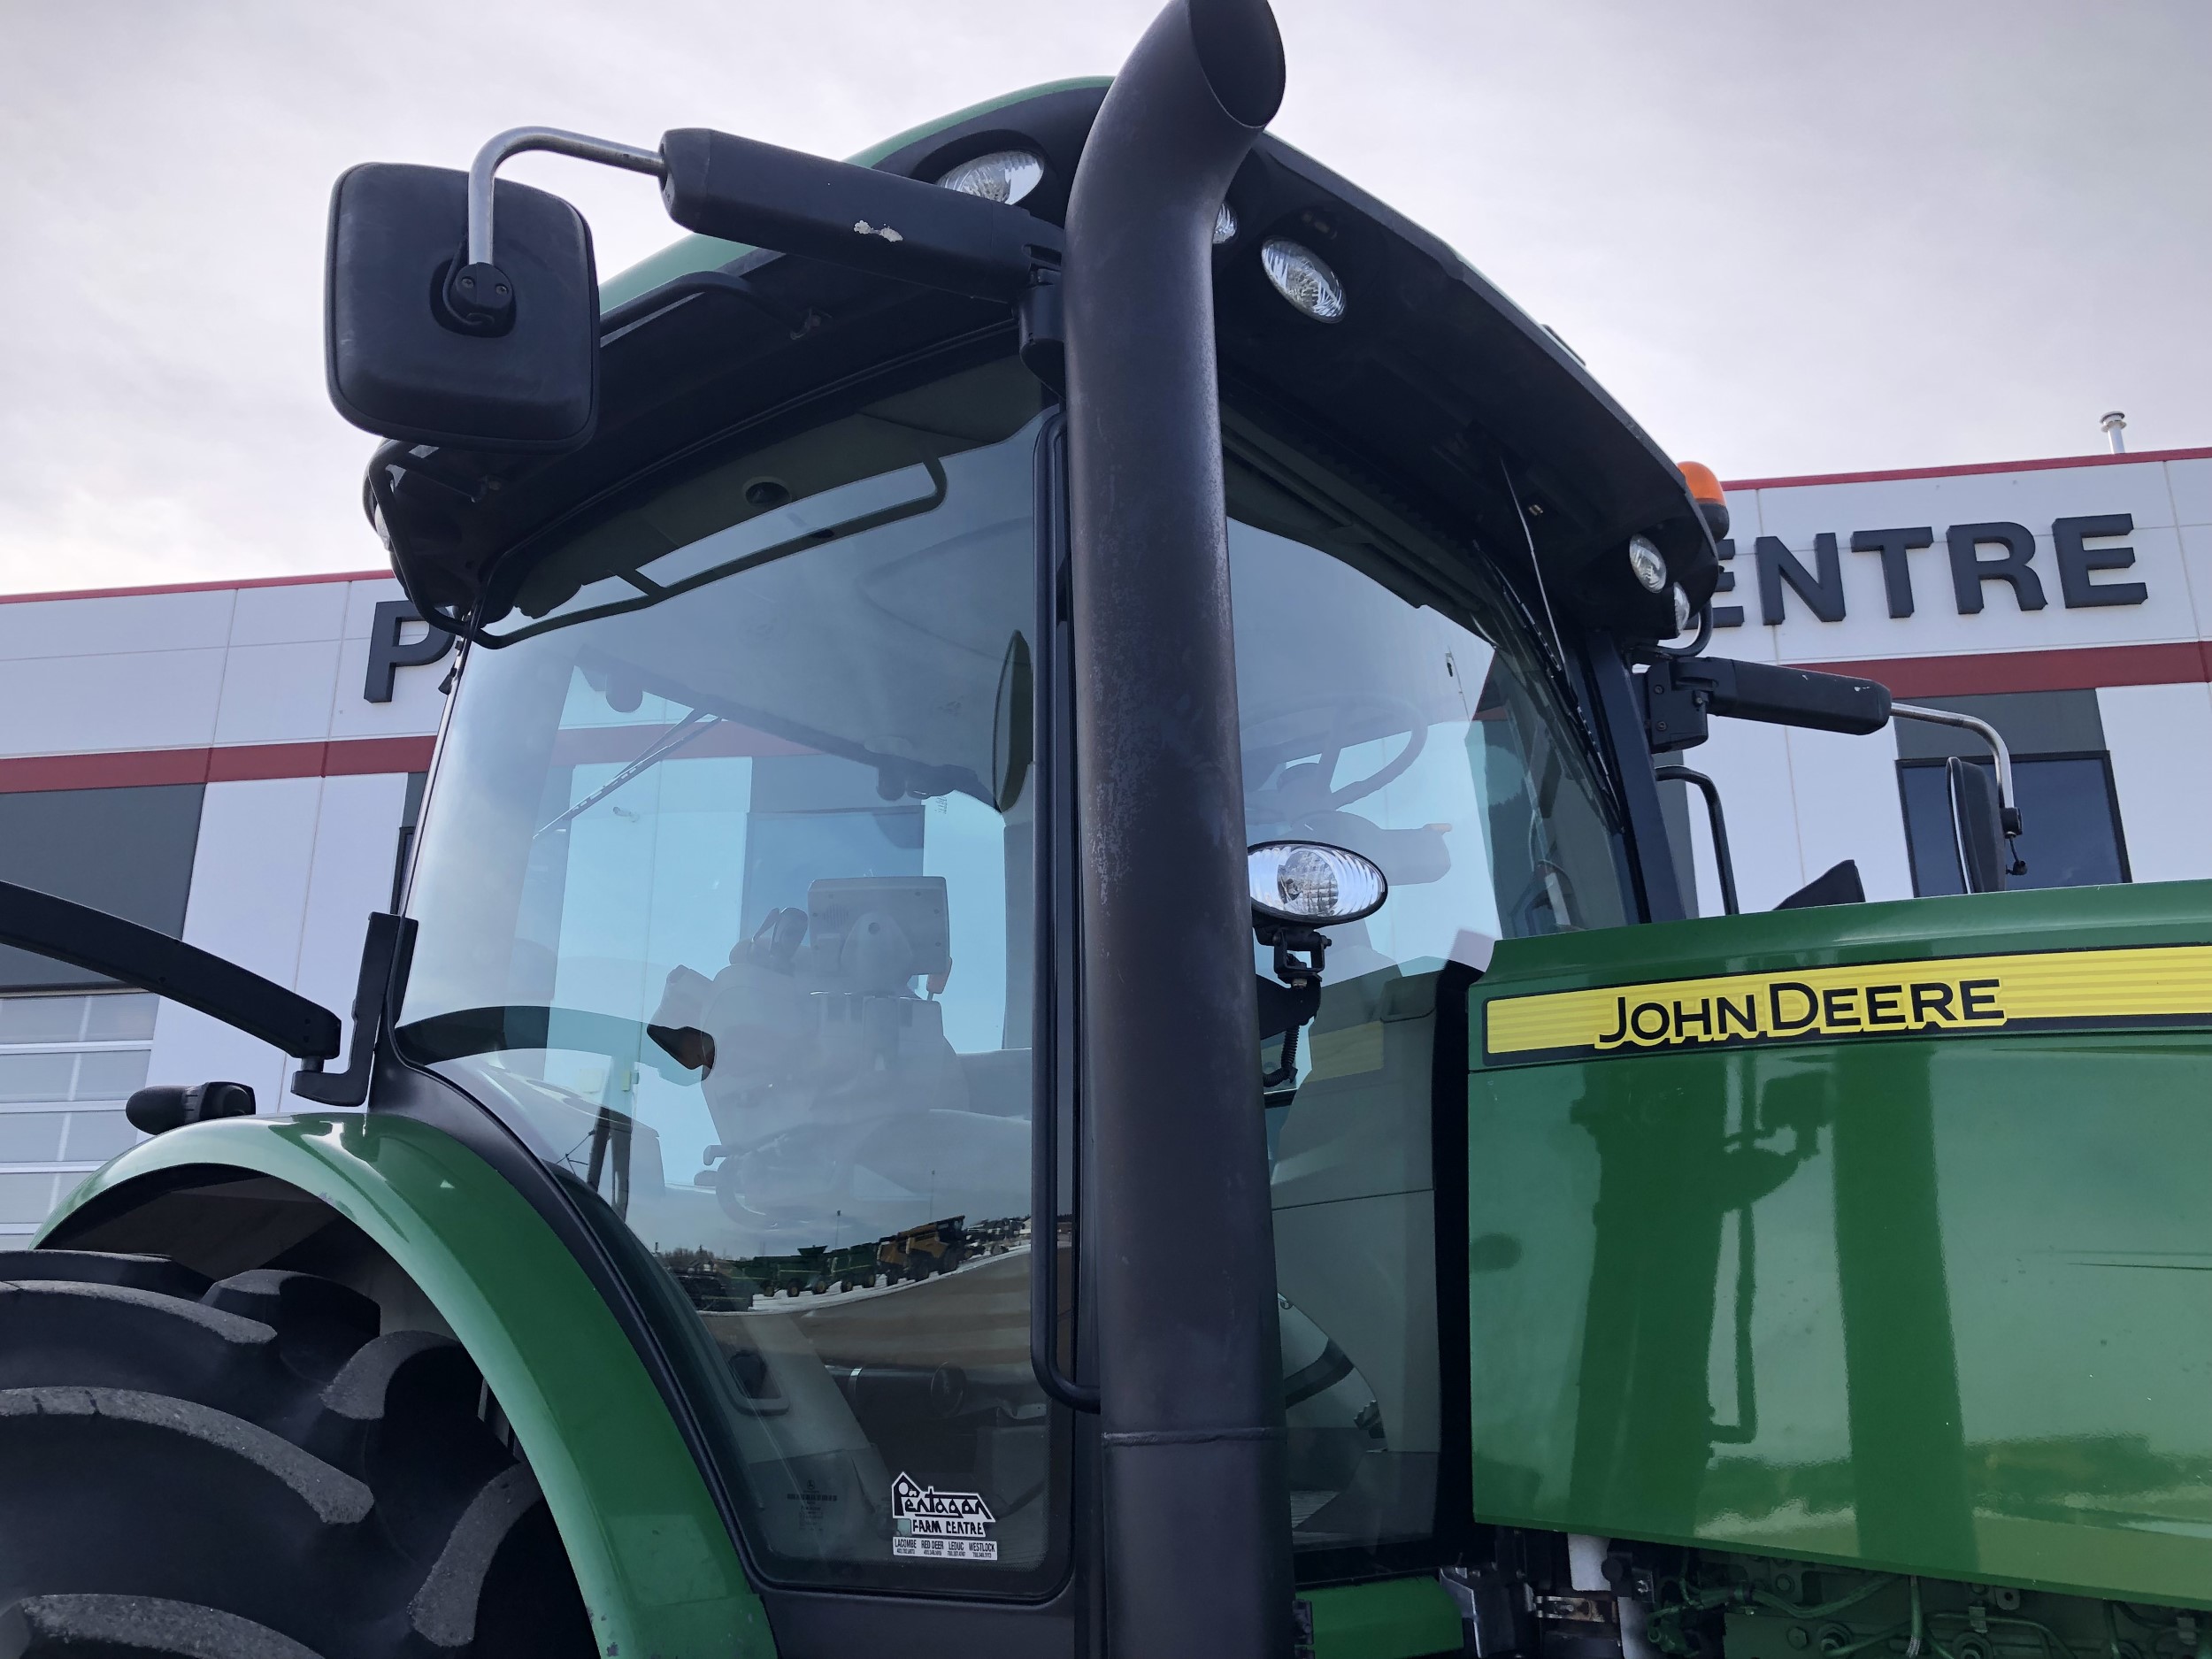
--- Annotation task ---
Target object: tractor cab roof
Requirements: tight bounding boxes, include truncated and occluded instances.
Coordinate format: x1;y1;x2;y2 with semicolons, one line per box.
365;80;1717;644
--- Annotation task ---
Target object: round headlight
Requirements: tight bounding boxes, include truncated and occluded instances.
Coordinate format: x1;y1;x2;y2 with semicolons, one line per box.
1671;584;1694;636
1248;841;1387;925
1213;202;1239;246
1627;534;1669;594
935;149;1045;206
1260;238;1346;321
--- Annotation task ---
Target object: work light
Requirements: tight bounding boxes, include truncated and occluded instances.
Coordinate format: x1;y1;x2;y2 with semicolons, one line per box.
1247;841;1386;925
1260;238;1345;321
934;149;1045;205
1627;534;1668;594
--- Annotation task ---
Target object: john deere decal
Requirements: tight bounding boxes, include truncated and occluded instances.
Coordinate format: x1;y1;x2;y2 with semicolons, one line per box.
1482;943;2212;1064
891;1471;998;1561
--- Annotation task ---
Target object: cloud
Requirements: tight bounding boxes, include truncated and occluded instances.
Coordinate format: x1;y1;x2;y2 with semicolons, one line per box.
1;0;2204;593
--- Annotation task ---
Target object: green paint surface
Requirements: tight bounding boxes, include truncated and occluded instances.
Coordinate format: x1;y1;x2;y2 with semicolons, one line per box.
599;77;1110;309
1465;879;2212;1606
1306;1575;1464;1659
43;1112;772;1659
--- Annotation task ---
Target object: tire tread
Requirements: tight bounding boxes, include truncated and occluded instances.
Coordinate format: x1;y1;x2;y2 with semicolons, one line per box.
0;1250;590;1659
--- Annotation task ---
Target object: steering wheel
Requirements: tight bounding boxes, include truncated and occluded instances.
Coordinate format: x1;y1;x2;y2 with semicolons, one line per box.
1251;694;1428;817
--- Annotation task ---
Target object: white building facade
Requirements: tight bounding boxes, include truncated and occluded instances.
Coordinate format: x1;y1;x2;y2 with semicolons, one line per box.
1674;444;2212;915
0;443;2205;1236
0;571;449;1234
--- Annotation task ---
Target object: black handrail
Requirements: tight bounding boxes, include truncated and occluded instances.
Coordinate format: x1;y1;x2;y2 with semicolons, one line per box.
1655;764;1740;916
1028;411;1101;1413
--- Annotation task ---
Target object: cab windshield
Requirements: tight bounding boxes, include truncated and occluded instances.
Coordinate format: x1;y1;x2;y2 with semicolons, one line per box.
394;354;1625;1592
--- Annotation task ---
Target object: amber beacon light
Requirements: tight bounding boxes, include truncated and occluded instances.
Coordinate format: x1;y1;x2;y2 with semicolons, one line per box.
1678;460;1730;541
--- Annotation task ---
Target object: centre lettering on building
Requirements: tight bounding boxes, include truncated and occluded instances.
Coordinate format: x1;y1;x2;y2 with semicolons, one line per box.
1710;512;2146;629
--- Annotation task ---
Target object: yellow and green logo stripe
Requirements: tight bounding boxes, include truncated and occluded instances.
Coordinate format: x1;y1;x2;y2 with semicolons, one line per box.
1481;943;2212;1064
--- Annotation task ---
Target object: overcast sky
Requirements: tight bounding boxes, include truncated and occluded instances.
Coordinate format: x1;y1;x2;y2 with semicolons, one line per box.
2;1;2205;595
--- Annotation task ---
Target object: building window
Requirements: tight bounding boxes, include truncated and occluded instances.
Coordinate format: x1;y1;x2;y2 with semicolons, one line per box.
1900;752;2130;895
0;991;156;1236
0;783;203;990
0;782;203;1233
392;770;427;910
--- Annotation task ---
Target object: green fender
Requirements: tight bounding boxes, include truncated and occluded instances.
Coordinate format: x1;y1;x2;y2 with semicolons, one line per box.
39;1110;773;1659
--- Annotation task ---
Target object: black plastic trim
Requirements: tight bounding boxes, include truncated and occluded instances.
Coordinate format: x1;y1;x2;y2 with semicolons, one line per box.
1430;958;1479;1566
1586;632;1687;924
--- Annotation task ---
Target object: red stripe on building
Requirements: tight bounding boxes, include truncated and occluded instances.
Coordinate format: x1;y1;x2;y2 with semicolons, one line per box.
321;736;446;776
1798;641;2212;698
0;736;437;794
1722;444;2212;494
0;569;391;607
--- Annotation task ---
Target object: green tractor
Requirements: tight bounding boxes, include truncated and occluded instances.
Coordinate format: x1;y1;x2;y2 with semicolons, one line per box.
4;2;2207;1655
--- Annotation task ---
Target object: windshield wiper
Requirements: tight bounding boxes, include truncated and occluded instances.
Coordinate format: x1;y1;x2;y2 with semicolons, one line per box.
396;1004;708;1084
0;879;340;1060
534;708;719;839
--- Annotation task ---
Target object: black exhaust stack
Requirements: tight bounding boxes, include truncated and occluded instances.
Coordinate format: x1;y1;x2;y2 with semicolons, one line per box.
1062;1;1290;1654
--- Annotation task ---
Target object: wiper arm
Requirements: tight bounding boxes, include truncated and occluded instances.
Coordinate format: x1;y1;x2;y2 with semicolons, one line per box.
534;708;719;839
0;880;340;1059
396;1004;708;1084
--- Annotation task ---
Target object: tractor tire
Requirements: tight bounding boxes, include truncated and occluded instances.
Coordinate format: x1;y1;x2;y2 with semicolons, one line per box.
0;1249;594;1659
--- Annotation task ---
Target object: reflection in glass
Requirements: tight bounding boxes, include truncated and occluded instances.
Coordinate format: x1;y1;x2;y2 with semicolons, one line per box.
1900;754;2129;895
398;362;1058;1588
1225;415;1628;1566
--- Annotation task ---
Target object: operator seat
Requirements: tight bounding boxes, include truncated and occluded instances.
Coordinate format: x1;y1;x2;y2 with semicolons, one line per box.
653;880;1027;1247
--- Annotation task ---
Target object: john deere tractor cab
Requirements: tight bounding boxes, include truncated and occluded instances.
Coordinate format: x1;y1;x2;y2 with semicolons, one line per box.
5;2;2209;1657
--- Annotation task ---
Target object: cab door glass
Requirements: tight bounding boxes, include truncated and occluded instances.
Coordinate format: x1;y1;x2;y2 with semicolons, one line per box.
396;363;1064;1593
1225;419;1627;1567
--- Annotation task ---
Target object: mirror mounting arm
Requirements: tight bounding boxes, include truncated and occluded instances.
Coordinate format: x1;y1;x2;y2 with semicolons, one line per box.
291;912;418;1107
466;127;665;269
1252;920;1327;1091
1893;702;2024;841
1255;919;1329;990
442;127;666;337
1644;654;1893;754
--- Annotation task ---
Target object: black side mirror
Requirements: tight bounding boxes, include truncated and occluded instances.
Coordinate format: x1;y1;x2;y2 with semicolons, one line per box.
1891;701;2025;894
1947;756;2010;895
325;119;1064;456
325;163;598;450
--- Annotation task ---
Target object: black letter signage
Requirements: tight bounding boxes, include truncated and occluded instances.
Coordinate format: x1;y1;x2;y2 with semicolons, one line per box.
1756;534;1847;625
2053;513;2147;608
365;601;457;703
1711;539;1744;628
1946;522;2046;614
1739;512;2145;630
1849;526;1934;618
